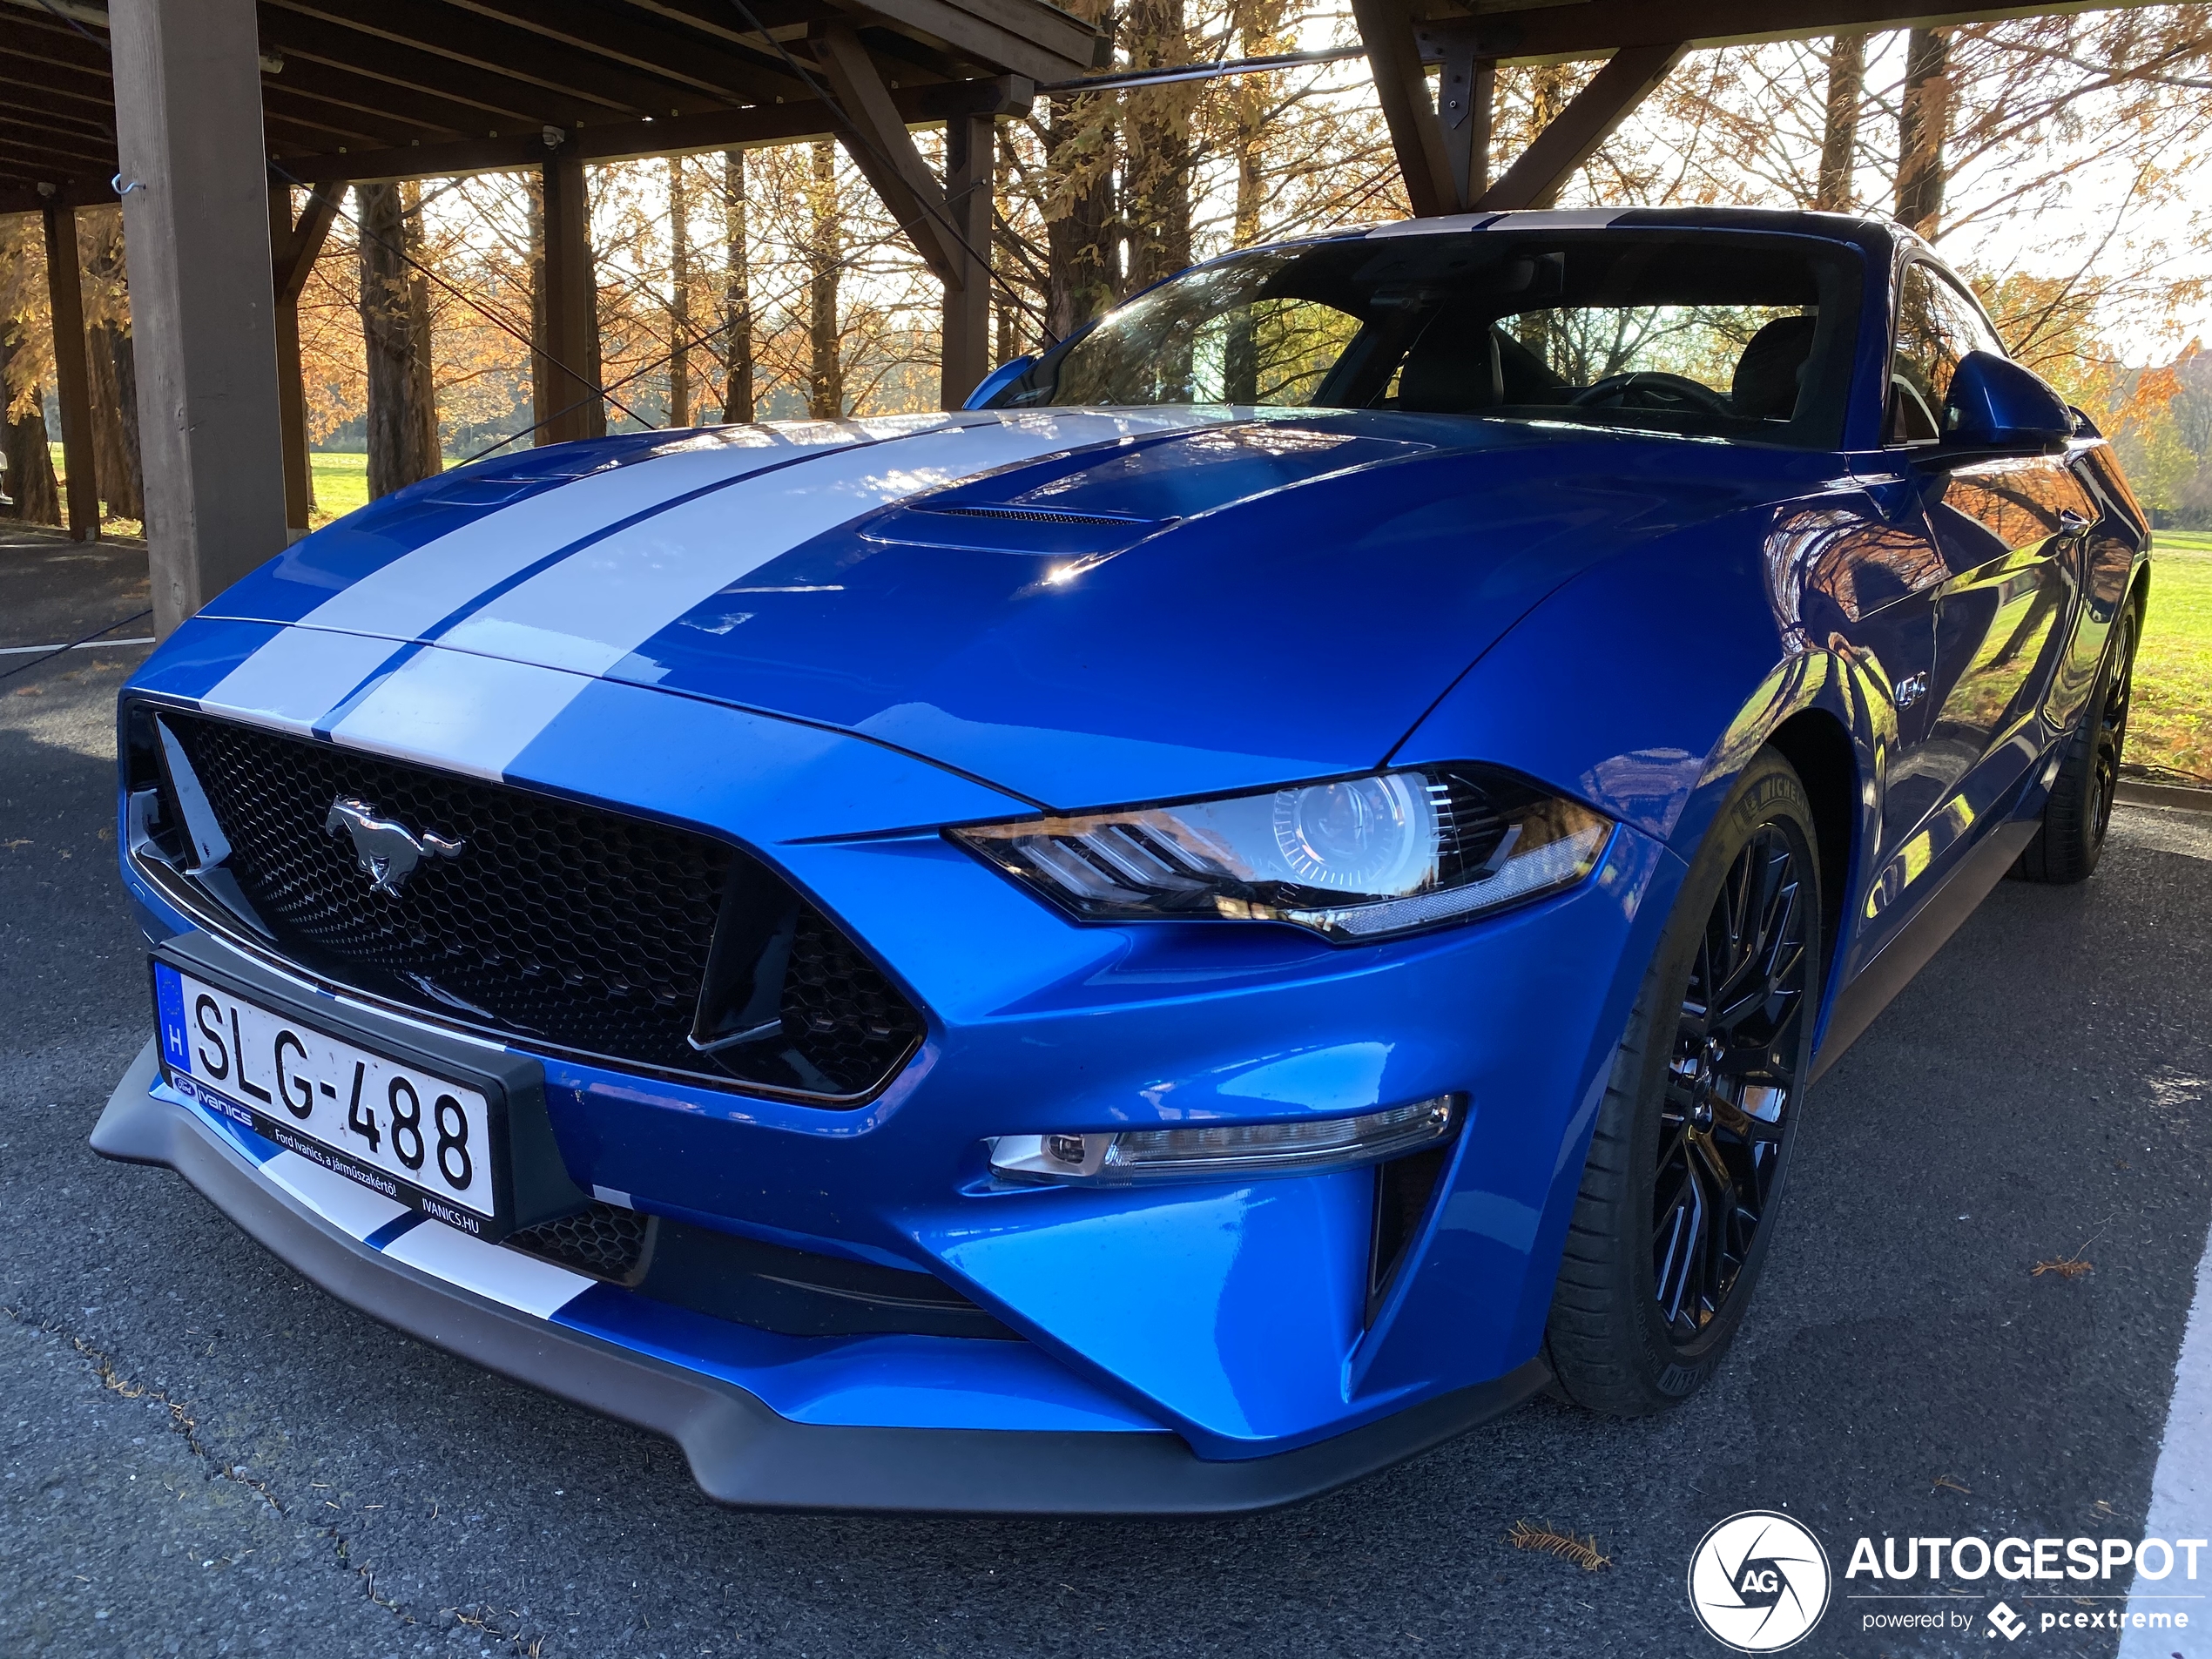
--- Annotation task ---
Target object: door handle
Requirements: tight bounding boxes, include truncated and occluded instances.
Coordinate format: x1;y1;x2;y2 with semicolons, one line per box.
2057;507;2094;536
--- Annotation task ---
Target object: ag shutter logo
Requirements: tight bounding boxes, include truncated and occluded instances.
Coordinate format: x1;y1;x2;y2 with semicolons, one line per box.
1688;1511;1833;1652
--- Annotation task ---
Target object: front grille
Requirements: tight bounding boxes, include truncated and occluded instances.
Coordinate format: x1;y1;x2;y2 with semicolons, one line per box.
145;710;924;1099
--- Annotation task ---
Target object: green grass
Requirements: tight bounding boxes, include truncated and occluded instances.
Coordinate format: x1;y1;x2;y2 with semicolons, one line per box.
2138;530;2212;786
308;452;370;526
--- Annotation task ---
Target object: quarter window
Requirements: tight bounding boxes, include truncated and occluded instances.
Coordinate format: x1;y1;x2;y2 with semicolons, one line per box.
1889;263;2007;443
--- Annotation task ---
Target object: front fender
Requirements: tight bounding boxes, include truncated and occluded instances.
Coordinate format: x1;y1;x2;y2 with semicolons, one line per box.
1391;490;1905;994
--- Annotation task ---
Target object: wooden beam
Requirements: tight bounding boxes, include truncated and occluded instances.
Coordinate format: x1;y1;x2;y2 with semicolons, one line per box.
1351;0;1457;216
939;108;990;407
0;85;115;143
437;0;792;105
0;122;116;167
267;77;1029;184
854;0;1095;84
0;136;113;178
41;198;98;539
265;0;723;118
260;52;494;137
813;22;961;282
1427;0;2168;64
1475;42;1687;210
0;174;111;215
111;0;292;637
537;146;604;444
256;10;610;125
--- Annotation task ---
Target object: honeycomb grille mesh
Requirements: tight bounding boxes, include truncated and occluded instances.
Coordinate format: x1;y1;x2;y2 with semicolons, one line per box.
159;712;922;1096
507;1202;651;1282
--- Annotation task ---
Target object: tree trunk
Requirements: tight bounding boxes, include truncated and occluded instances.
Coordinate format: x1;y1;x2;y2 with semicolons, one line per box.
0;338;59;524
87;324;141;522
807;142;844;420
721;149;755;423
81;215;145;522
1120;0;1192;297
1044;91;1118;341
357;180;441;498
107;324;145;520
668;155;691;428
995;125;1017;366
1896;27;1951;239
1816;33;1865;212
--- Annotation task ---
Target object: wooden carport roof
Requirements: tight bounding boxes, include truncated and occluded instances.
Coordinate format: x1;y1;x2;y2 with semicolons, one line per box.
1351;0;2167;217
0;0;1103;213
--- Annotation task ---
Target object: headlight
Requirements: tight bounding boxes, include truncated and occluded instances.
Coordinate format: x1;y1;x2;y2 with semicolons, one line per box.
950;765;1609;941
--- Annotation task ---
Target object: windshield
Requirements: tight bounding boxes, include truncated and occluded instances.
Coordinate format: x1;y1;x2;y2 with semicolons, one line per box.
989;230;1860;448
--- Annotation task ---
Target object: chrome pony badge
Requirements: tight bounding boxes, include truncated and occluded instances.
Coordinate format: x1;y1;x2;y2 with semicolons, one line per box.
324;797;464;896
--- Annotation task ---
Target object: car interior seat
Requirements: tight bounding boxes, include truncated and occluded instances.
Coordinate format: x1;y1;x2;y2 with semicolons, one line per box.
1731;314;1819;421
1393;312;1506;413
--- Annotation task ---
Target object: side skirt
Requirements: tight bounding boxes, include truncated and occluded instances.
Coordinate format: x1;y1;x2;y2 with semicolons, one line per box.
1809;817;2038;1083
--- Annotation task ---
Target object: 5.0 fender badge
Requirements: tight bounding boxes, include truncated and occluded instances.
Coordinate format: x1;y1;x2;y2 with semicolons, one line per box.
325;797;464;895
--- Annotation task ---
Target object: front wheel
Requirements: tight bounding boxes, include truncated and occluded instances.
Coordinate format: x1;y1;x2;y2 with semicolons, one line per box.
1543;750;1823;1416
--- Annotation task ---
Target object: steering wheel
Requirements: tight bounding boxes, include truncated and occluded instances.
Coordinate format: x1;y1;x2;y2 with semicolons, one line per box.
1569;371;1736;416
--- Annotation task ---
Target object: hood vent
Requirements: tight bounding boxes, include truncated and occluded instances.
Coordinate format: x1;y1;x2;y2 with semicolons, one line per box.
860;502;1170;556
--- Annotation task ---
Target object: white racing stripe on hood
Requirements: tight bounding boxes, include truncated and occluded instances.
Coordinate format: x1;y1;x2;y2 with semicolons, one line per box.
197;627;411;736
428;409;1212;680
283;421;883;644
327;649;590;779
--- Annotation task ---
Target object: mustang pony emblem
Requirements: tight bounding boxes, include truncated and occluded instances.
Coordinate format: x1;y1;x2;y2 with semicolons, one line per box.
324;797;464;895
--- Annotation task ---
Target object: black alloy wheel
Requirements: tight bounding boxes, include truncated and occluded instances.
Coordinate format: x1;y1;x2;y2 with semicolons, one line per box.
2017;602;2138;885
1652;825;1810;1345
2087;610;2135;852
1544;749;1823;1416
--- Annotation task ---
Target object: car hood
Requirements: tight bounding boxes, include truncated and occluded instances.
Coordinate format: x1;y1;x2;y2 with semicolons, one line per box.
205;408;1810;810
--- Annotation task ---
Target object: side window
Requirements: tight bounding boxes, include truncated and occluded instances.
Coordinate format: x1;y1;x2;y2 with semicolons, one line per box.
1889;264;2006;444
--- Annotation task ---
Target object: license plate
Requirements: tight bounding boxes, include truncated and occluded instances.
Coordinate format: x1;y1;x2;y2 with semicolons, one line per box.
154;960;499;1231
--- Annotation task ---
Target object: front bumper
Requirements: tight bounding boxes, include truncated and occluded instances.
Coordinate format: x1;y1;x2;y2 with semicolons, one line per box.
94;1040;1547;1513
119;632;1684;1472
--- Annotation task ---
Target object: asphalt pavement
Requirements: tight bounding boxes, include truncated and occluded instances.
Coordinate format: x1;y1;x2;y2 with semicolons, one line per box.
5;526;2212;1659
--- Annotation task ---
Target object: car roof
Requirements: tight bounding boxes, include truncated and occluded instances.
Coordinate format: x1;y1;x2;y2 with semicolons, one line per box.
1266;204;1909;266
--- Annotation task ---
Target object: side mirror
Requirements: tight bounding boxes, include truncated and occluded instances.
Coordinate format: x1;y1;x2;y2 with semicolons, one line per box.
963;354;1038;411
1936;350;2073;456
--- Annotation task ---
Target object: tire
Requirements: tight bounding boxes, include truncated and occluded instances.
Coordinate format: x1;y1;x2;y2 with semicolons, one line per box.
1543;749;1824;1417
2014;603;2138;885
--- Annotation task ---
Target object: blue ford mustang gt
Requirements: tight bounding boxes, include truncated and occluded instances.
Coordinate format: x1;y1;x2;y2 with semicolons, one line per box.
96;206;2149;1512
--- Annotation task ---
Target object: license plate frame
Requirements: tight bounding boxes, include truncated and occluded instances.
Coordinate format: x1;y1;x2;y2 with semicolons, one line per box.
150;943;577;1242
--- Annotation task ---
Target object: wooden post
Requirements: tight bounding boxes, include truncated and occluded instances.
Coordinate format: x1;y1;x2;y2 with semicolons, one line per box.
269;180;342;538
1350;0;1457;217
109;0;289;635
941;111;993;409
536;145;604;444
40;198;98;541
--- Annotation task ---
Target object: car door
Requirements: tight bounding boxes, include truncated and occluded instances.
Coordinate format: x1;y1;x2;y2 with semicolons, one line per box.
1890;262;2087;820
1921;457;2088;809
1838;261;2075;939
